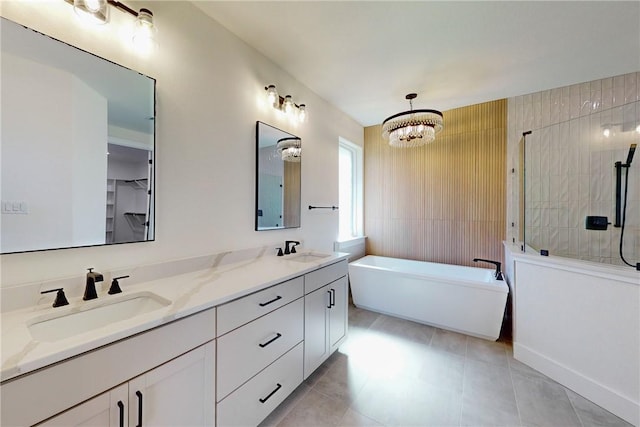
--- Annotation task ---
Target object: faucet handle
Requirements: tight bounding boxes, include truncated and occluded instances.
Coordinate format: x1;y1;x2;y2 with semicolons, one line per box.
41;288;69;308
275;247;284;257
108;275;129;295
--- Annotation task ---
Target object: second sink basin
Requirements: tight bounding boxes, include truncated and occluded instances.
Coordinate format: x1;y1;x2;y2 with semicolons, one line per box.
28;291;171;342
287;252;331;263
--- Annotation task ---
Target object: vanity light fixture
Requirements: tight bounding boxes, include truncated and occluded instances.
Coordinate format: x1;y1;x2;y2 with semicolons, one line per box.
277;137;302;162
66;0;157;52
264;85;308;123
382;93;443;148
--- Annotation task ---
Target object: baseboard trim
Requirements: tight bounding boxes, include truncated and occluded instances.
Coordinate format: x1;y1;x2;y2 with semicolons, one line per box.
514;342;639;426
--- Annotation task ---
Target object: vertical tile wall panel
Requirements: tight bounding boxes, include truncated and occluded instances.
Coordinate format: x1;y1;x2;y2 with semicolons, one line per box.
507;71;639;266
364;99;507;267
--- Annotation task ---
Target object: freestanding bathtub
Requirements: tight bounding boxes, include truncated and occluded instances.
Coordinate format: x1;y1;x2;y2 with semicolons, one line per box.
349;256;509;341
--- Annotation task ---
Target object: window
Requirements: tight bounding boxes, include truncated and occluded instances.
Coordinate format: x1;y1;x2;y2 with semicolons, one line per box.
338;138;363;240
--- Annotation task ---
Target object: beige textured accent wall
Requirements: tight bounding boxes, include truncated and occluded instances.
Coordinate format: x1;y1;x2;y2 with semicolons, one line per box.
364;99;507;267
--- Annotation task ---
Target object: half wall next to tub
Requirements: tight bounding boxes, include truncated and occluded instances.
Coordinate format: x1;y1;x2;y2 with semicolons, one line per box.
504;242;639;426
349;255;508;341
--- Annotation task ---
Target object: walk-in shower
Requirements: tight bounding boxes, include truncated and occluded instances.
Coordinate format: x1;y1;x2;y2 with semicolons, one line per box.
519;102;640;268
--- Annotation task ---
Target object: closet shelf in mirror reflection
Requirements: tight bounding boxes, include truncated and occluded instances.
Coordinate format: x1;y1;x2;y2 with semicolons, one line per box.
124;178;148;190
124;212;148;229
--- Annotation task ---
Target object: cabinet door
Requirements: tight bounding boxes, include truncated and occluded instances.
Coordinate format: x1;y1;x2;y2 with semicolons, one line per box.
329;276;348;352
304;284;331;379
128;341;215;426
37;384;128;427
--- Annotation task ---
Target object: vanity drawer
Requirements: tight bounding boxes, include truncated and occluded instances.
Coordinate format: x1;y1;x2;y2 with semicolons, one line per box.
304;259;348;294
217;342;303;427
217;298;303;401
217;276;303;336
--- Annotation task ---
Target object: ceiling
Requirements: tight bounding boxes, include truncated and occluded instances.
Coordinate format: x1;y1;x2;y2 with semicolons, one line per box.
194;1;640;127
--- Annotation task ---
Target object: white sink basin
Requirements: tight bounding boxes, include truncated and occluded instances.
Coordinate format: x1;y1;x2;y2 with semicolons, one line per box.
28;292;171;342
288;252;331;263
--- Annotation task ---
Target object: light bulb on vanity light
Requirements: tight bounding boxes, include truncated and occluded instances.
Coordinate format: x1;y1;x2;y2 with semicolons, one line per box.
282;95;295;115
298;104;307;123
603;128;611;138
73;0;109;24
266;85;279;108
132;8;157;54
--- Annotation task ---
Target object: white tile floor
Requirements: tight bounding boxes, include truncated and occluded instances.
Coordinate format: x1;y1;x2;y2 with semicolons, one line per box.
259;305;632;427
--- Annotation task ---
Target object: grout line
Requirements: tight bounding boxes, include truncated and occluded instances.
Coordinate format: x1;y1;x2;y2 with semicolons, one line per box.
506;349;524;427
459;344;467;427
564;388;586;427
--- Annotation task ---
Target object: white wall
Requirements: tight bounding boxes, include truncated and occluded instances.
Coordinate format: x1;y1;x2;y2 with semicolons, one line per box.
0;1;363;286
1;54;80;252
70;77;108;246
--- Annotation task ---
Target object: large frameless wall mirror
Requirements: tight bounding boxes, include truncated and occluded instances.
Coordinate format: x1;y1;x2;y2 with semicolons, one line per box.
255;122;301;230
0;17;156;254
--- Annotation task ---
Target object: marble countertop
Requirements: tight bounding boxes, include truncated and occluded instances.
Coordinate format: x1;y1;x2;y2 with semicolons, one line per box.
1;251;349;382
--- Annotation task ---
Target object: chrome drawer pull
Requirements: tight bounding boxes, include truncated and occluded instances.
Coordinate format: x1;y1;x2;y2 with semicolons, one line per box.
259;295;283;307
258;332;282;348
259;383;282;403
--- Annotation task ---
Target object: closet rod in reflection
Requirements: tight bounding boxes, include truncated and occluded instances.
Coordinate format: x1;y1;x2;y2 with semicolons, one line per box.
308;205;339;210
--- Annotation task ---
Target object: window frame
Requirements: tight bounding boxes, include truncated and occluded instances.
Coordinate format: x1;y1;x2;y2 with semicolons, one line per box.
338;137;363;240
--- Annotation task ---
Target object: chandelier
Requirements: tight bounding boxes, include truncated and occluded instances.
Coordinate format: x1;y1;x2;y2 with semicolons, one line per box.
382;93;443;148
276;137;302;162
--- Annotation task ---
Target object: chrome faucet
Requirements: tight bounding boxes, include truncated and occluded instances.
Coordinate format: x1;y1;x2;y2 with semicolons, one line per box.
284;240;300;255
472;258;504;281
84;268;103;300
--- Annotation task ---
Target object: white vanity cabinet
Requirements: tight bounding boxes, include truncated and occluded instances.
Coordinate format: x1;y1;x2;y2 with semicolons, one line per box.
303;260;348;379
2;308;216;427
37;342;215;427
216;276;305;427
37;384;128;427
1;255;350;427
127;341;215;426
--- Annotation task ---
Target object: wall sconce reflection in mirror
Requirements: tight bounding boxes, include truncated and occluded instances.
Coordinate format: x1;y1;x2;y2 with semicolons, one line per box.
277;137;302;162
66;0;157;53
265;85;307;123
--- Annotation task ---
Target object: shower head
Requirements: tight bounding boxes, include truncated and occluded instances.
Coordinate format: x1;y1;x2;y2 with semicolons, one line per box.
626;144;636;166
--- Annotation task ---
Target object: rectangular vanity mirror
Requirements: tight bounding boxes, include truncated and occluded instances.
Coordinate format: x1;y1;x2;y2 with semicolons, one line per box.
0;17;156;254
255;122;301;230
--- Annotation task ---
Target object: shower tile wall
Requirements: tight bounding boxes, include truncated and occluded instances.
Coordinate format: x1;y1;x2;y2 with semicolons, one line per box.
507;72;640;265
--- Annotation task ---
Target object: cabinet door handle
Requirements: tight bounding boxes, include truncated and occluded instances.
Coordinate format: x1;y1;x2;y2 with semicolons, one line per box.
117;401;125;427
258;332;282;348
259;295;282;307
330;288;336;307
259;383;282;403
327;290;332;308
135;390;143;427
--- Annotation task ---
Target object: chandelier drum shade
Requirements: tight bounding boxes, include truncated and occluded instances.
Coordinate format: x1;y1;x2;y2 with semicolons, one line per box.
382;93;443;148
276;137;302;162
